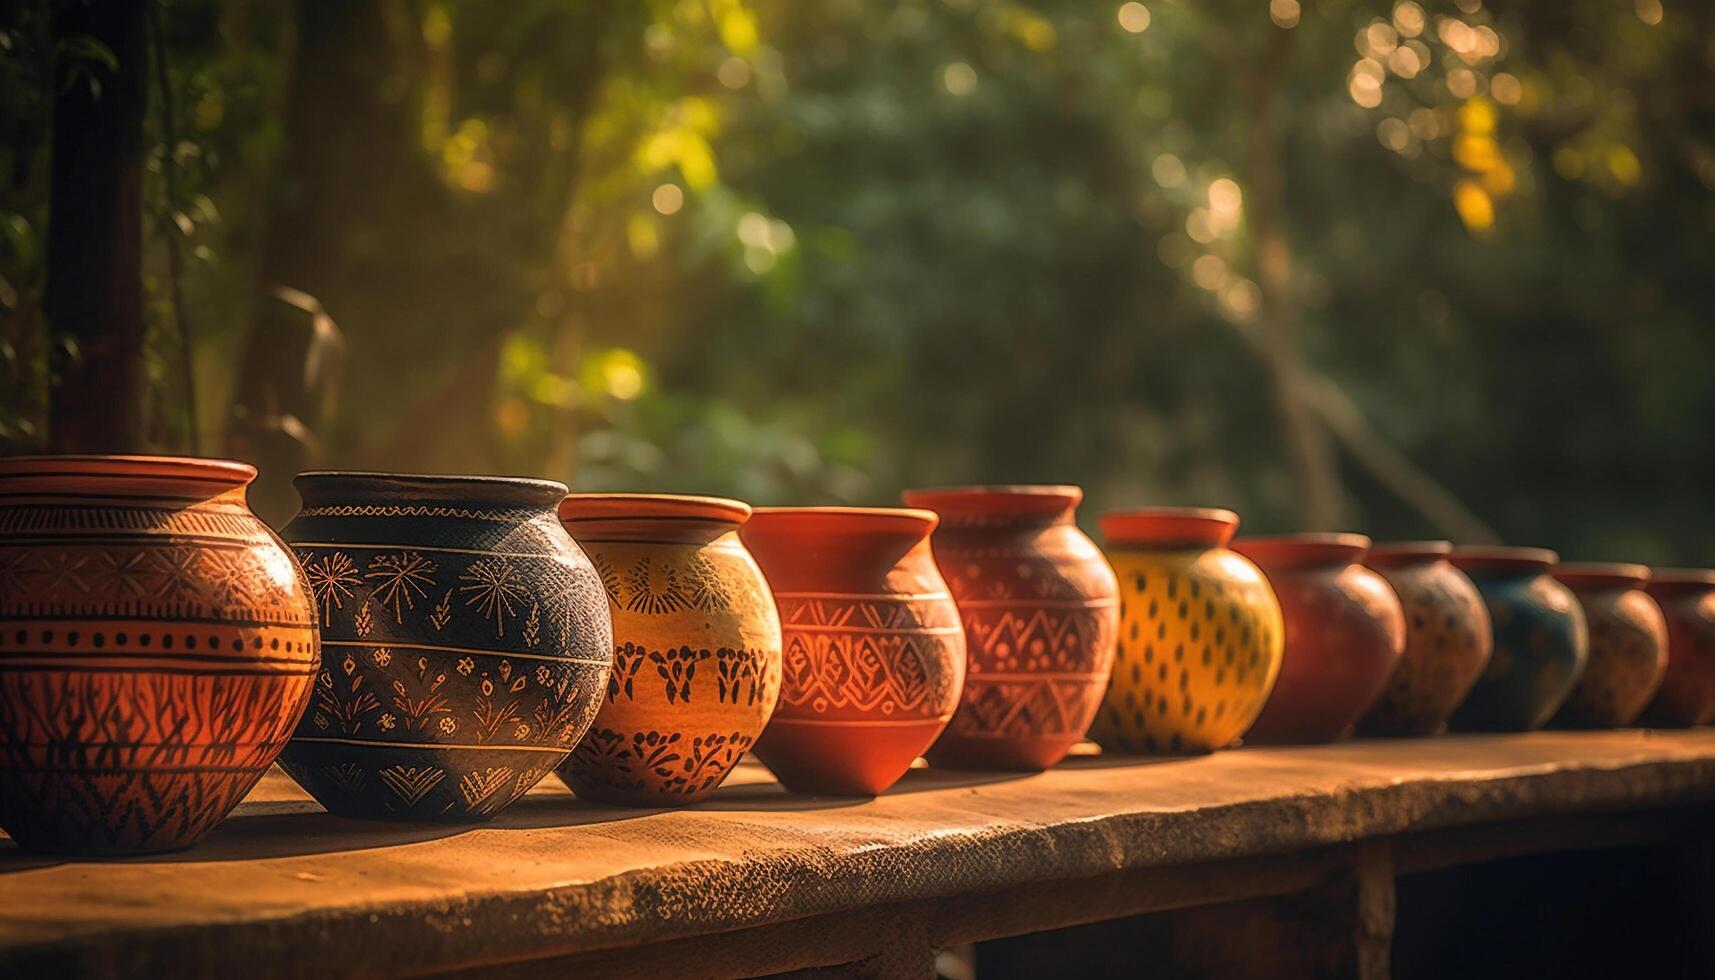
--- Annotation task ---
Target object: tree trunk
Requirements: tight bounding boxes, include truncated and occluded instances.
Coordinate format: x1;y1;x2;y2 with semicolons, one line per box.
1243;26;1344;530
44;0;149;453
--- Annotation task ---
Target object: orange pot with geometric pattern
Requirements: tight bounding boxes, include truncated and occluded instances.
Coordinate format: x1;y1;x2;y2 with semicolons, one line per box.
0;455;318;854
555;494;781;806
903;486;1117;771
1089;508;1283;755
741;508;966;796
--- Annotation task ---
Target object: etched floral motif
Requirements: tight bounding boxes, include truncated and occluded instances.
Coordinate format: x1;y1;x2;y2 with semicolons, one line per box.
685;555;732;611
457;656;475;675
471;660;529;743
303;551;362;622
365;551;438;623
378;713;396;731
458;558;532;636
314;662;381;735
608;643;647;701
353;599;374;636
623;556;689;615
591;553;623;606
649;646;699;703
428;590;454;631
372;648;392;667
390;656;451;733
521;603;542;647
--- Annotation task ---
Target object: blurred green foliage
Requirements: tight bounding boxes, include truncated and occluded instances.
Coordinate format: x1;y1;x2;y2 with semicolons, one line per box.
2;0;1712;561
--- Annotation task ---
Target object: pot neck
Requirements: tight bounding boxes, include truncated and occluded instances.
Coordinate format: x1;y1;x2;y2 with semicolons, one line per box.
558;493;749;544
1553;562;1650;591
294;471;567;514
1233;533;1371;569
1646;568;1715;597
903;485;1080;530
0;454;255;504
1365;540;1453;570
741;507;937;591
1450;546;1559;578
1100;508;1239;549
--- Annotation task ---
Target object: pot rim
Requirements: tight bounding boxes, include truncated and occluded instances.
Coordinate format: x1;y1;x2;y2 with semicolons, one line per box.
558;492;751;527
1449;545;1559;574
1365;540;1454;567
1232;532;1372;567
0;453;256;486
1646;568;1715;591
903;485;1081;525
294;470;569;509
747;506;938;538
1553;562;1651;590
1099;507;1239;549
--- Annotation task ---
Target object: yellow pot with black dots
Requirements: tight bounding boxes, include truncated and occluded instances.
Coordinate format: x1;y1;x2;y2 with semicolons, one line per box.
1089;508;1283;754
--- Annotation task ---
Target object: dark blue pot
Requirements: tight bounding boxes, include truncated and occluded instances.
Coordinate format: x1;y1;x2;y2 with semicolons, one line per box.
1447;547;1588;732
277;472;611;821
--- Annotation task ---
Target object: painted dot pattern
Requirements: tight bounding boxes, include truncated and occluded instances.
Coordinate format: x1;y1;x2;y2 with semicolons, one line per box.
1359;562;1491;737
1090;550;1283;754
1554;588;1666;728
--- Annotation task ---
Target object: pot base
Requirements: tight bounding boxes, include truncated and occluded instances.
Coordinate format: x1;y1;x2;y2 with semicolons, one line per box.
755;718;948;796
925;733;1078;772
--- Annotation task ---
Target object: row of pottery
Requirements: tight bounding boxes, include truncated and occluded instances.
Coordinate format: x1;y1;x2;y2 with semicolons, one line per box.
5;457;1715;856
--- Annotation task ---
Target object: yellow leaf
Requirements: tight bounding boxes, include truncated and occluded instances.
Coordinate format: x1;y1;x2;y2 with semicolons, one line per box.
1452;179;1494;236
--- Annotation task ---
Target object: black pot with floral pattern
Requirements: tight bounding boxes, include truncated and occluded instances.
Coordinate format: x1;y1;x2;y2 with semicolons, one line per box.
277;473;612;821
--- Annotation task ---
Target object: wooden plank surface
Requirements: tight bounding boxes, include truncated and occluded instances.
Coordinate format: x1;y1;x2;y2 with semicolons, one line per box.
4;730;1715;977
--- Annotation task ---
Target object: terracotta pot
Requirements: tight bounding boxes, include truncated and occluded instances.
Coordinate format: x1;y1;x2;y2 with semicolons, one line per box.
0;455;317;855
554;494;781;805
277;473;612;821
740;508;965;795
1087;509;1283;755
1640;569;1715;727
1233;534;1405;744
1549;564;1666;729
902;486;1118;771
1447;547;1588;732
1357;542;1492;737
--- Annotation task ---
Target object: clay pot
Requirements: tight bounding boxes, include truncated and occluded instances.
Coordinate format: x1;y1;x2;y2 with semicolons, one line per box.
1549;564;1667;729
1233;534;1405;744
277;473;612;821
902;486;1118;771
554;494;782;805
1447;547;1588;732
1639;569;1715;727
1357;542;1492;737
1088;509;1283;755
0;455;318;854
740;508;965;795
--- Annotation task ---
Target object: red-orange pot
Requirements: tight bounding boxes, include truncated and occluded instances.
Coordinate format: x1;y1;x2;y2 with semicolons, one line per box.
1550;563;1666;729
0;455;318;854
741;508;966;795
1640;569;1715;727
902;486;1118;771
1232;534;1405;744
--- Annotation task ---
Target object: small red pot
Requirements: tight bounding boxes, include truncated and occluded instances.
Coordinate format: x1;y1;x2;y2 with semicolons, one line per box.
1550;563;1666;729
1232;534;1405;744
903;486;1118;771
741;508;966;795
1358;542;1491;737
1640;569;1715;727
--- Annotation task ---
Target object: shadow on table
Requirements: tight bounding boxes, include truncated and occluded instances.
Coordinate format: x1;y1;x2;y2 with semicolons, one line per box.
1052;751;1204;771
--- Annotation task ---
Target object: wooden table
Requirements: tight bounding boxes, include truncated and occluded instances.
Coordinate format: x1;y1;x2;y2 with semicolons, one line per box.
6;730;1715;978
